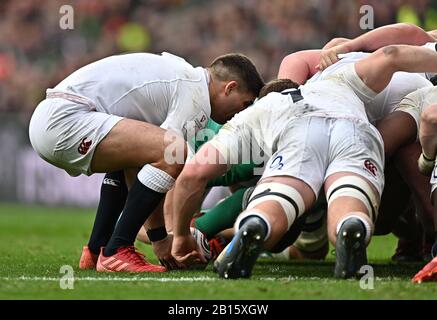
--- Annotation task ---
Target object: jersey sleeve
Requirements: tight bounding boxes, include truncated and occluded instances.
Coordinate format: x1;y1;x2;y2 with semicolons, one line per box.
395;87;429;134
160;81;209;140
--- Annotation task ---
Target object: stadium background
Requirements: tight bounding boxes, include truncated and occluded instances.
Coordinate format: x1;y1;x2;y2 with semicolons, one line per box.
1;0;437;301
1;0;436;207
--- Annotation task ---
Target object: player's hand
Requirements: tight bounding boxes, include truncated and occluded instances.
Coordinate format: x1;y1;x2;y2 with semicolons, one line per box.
418;152;435;176
172;234;207;269
151;233;185;270
317;44;348;71
412;256;437;283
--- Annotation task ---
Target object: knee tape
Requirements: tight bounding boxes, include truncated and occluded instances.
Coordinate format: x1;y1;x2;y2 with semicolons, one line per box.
245;182;305;229
137;164;175;193
326;176;379;222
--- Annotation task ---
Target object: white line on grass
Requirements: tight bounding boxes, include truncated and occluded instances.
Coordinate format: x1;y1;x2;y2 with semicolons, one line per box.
0;276;403;282
1;276;218;282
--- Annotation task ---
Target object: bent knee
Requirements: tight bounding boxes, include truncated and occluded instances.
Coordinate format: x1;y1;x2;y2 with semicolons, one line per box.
152;159;185;179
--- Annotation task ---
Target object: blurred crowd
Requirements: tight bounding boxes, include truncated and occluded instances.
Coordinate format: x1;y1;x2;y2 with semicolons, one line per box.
0;0;436;119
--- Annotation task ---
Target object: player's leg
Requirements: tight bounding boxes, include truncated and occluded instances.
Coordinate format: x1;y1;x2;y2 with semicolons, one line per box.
79;170;128;269
92;121;186;272
90;118;185;174
324;117;384;279
214;176;315;279
29;99;185;272
214;116;327;278
375;111;417;157
325;172;380;279
193;188;247;239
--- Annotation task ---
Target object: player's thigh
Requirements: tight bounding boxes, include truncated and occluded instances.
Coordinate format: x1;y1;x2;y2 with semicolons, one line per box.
257;175;316;211
91;118;180;173
261;117;330;209
29;98;124;176
324;120;384;227
375;111;417;157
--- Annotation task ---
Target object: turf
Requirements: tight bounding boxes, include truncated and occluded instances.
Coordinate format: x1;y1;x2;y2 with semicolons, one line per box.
0;203;436;300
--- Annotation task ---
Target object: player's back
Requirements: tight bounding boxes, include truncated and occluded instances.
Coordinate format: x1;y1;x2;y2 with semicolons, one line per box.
308;52;432;123
49;52;209;125
367;71;432;123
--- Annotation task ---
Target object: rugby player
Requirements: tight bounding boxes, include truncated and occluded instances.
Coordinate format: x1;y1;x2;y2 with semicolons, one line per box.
28;52;263;272
279;24;437;261
170;44;437;279
393;86;437;282
179;25;437;264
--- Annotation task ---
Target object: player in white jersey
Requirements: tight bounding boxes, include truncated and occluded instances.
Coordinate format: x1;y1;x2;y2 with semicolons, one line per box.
170;44;437;278
278;25;437;262
392;86;437;283
28;52;264;273
317;31;437;261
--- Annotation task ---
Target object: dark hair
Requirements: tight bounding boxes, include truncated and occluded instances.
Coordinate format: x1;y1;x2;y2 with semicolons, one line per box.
431;75;437;86
210;53;264;96
259;78;299;98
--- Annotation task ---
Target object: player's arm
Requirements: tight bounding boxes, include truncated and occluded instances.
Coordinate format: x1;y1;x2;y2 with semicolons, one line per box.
319;23;434;70
172;144;229;238
355;45;437;94
322;37;351;50
171;143;229;265
171;109;254;264
428;30;437;41
277;50;321;84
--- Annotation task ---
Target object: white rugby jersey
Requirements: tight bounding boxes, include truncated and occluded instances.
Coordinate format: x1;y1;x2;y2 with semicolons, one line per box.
209;92;298;162
209;68;373;162
47;52;211;137
308;52;432;124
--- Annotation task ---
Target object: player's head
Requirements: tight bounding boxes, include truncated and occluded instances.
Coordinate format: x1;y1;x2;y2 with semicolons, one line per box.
208;53;264;124
259;78;299;98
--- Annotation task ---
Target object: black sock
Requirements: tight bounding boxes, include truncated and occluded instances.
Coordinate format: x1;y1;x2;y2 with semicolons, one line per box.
87;171;128;255
104;177;165;256
239;216;268;239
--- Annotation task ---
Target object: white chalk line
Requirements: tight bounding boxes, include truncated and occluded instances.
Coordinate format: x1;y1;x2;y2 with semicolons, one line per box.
0;276;403;282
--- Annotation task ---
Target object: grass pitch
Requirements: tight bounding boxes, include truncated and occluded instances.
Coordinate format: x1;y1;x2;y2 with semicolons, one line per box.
0;203;436;300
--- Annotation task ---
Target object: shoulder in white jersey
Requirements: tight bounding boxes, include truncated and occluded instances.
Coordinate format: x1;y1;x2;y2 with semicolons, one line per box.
48;52;211;136
209;91;296;163
396;86;437;131
209;61;378;164
309;51;432;124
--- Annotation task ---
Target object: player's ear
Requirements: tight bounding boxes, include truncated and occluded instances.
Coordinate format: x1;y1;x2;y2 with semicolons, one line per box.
224;81;238;96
